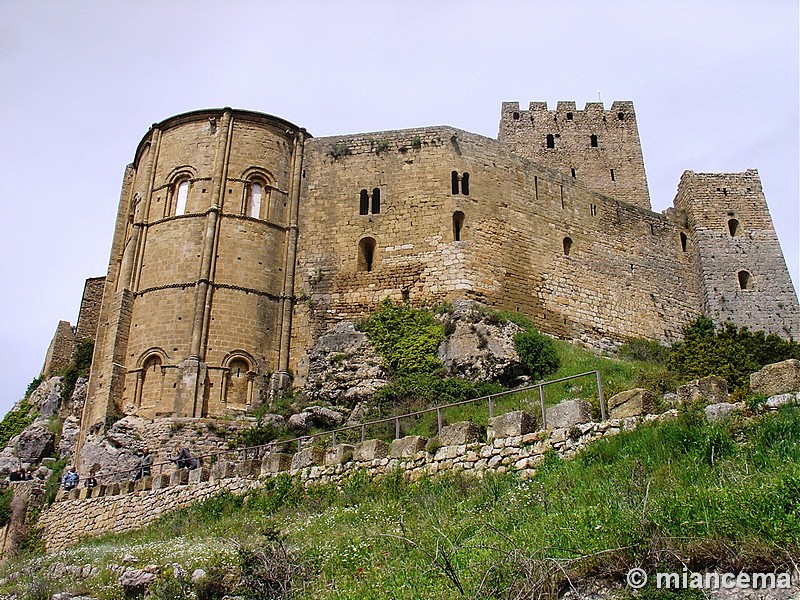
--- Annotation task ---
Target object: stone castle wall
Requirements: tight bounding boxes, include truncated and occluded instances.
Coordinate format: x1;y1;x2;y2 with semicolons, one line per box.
674;170;800;338
69;103;800;459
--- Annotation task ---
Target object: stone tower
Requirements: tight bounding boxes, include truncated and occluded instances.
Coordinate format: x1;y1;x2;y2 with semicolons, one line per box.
498;101;651;210
79;109;306;449
674;169;800;338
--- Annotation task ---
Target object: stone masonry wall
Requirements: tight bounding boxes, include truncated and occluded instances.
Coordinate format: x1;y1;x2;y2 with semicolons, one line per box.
41;321;76;378
74;277;106;342
498;101;651;210
39;409;675;553
674;170;800;339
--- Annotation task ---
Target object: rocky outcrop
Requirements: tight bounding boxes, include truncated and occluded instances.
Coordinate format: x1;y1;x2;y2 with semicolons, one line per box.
16;420;56;463
437;301;526;385
677;375;729;405
28;376;63;418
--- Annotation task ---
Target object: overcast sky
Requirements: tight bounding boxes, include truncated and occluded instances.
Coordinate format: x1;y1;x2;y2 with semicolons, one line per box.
0;1;797;417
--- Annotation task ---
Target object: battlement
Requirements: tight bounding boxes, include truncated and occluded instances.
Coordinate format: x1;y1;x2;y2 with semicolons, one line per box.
499;100;650;210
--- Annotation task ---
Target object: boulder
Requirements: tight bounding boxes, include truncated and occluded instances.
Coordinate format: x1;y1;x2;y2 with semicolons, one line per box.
765;393;799;410
119;566;158;590
704;402;743;422
306;405;347;428
437;301;526;385
66;376;89;417
439;421;482;446
750;359;800;396
677;375;728;405
286;412;311;432
16;421;56;462
487;411;537;440
259;413;286;428
607;389;656;419
545;399;593;429
303;322;389;405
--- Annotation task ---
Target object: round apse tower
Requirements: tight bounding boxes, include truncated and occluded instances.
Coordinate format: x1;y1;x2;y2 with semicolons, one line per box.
83;109;306;430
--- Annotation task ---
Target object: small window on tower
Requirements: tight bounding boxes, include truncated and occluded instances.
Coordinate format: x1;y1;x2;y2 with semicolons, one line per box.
371;188;381;214
563;237;573;256
512;111;520;120
546;134;555;149
358;237;377;272
451;171;460;195
359;189;369;215
248;182;262;218
680;232;688;253
728;218;739;237
566;112;573;120
461;173;469;196
590;134;598;148
737;270;753;290
175;180;189;216
453;211;465;241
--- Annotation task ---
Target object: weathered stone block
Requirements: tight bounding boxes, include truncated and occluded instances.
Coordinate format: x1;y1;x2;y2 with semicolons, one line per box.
487;411;537;440
151;474;171;490
291;447;325;470
120;481;135;494
354;439;389;461
439;421;482;446
325;444;355;465
750;359;800;396
106;483;121;496
390;436;428;458
189;467;210;484
170;469;189;486
765;393;798;410
545;399;593;429
608;388;656;419
261;453;293;474
677;376;728;406
237;459;261;478
210;461;237;481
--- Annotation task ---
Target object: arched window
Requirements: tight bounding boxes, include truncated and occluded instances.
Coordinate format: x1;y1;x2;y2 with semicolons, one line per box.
453;211;465;241
461;173;469;196
358;237;377;272
680;232;688;253
738;270;753;290
226;357;250;408
590;134;598;148
451;172;469;196
563;237;573;256
248;182;263;218
451;171;460;195
174;180;189;216
359;189;369;215
728;218;739;237
546;134;555;149
371;188;381;214
139;354;163;407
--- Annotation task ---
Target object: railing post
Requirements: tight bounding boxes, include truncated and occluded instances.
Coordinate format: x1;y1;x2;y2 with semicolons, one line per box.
395;417;400;440
361;424;366;443
596;370;606;421
437;408;442;435
332;430;337;446
488;395;494;419
539;383;547;430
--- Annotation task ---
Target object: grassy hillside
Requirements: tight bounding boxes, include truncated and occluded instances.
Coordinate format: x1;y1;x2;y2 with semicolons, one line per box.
3;403;798;599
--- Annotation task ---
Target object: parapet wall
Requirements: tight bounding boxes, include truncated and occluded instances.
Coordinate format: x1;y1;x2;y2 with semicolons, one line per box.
37;409;675;553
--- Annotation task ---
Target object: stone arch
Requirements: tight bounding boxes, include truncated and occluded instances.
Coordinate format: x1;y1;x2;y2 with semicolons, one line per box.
222;351;256;411
241;168;274;219
563;237;573;256
453;211;465;241
166;167;197;216
728;218;740;237
135;348;168;410
358;237;377;272
738;270;754;290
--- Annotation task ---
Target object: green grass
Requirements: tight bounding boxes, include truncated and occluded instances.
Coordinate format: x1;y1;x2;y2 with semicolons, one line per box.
4;405;798;599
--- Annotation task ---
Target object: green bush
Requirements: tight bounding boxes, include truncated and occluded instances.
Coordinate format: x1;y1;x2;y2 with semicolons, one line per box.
618;338;670;364
373;372;502;410
229;422;283;449
359;298;445;376
668;317;800;392
514;330;560;379
0;400;36;449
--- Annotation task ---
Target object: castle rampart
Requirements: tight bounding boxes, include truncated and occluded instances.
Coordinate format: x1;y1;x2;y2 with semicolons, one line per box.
70;102;799;465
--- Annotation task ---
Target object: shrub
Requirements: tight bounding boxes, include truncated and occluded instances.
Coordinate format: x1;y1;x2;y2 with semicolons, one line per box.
373;372;502;410
0;400;37;449
618;338;670;364
668;317;800;392
514;330;560;379
329;142;351;159
229;422;282;449
359;298;445;376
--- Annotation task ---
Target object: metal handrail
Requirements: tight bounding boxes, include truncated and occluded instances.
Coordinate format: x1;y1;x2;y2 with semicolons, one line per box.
75;370;604;486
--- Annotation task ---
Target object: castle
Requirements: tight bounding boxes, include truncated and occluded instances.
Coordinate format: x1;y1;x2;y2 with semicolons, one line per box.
38;101;797;461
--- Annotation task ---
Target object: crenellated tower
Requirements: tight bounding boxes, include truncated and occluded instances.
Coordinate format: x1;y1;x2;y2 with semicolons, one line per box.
499;101;651;210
